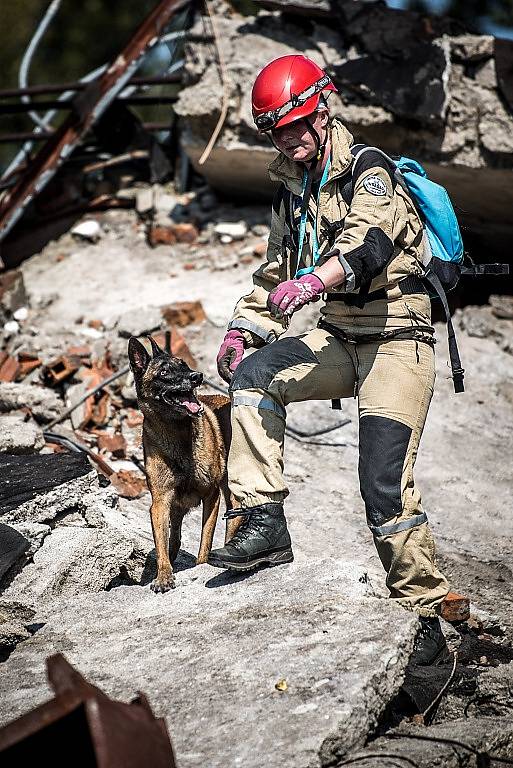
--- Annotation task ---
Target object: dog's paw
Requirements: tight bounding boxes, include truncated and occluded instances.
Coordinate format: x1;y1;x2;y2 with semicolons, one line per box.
150;575;175;593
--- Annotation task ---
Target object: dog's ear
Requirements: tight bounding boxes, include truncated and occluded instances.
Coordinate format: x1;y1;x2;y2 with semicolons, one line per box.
147;335;166;358
128;337;151;376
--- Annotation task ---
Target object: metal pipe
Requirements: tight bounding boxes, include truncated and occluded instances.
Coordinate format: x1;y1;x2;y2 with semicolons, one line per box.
19;0;63;130
0;72;183;100
0;123;172;145
0;93;179;115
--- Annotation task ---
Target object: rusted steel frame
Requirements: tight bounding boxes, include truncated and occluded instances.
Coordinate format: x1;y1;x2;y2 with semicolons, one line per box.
0;0;191;250
0;100;75;114
0;654;176;767
0;131;53;144
0;93;178;115
0;71;182;100
0;122;172;145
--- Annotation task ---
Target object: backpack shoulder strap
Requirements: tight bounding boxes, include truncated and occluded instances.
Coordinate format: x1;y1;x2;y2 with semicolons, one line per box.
423;268;465;393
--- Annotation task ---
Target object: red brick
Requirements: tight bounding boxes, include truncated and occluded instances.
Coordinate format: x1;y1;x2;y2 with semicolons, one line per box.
125;408;144;428
0;355;20;382
253;241;268;258
16;354;42;379
148;222;198;247
161;301;206;328
97;433;127;458
441;592;470;623
110;470;147;499
43;355;80;385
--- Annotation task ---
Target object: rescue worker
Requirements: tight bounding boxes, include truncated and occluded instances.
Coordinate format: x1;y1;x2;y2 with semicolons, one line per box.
208;55;450;665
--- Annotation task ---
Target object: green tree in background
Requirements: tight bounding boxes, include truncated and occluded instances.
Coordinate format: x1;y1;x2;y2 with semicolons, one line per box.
1;0;156;90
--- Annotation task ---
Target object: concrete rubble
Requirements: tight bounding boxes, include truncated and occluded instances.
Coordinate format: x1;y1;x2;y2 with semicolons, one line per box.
174;1;513;257
0;559;418;767
0;2;512;763
0;415;44;454
0;382;63;422
0;201;511;762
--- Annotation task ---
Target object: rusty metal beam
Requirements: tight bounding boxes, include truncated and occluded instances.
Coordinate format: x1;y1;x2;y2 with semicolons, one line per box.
0;0;190;255
0;94;178;115
0;122;172;145
0;72;182;99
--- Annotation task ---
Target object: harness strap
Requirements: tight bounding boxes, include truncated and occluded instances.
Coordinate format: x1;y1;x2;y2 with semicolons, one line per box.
460;263;510;276
318;319;435;346
325;275;427;304
422;270;465;394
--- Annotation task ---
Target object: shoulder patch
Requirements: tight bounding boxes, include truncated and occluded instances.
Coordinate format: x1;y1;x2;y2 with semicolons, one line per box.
363;175;388;196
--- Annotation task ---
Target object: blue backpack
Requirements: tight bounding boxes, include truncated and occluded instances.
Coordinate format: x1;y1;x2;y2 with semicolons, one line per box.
350;145;509;393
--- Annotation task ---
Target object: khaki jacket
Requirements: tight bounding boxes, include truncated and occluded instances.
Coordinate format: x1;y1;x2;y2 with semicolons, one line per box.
228;118;432;344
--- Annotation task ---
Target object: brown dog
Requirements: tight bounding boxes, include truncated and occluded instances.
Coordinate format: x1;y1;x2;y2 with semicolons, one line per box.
128;335;239;592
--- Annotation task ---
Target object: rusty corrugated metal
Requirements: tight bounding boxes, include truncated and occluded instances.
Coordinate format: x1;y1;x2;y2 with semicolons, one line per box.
0;0;190;259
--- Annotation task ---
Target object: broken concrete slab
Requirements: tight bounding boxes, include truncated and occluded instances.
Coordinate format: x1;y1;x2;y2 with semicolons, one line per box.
8;522;51;558
0;382;63;423
0;559;417;767
0;415;44;454
1;526;147;605
0;452;94;519
1;466;115;529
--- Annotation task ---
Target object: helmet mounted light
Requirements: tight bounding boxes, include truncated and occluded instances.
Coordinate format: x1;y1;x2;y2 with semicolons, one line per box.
254;74;333;132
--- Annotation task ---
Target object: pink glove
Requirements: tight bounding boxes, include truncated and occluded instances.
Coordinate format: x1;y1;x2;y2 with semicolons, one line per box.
267;273;325;319
217;330;245;383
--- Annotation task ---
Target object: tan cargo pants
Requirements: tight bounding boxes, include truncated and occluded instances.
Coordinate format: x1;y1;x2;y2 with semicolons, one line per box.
227;326;449;617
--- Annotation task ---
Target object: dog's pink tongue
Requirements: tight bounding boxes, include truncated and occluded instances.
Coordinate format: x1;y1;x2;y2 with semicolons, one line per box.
184;399;201;414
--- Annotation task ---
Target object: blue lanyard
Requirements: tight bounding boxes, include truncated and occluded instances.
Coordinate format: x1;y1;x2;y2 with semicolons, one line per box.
295;157;331;278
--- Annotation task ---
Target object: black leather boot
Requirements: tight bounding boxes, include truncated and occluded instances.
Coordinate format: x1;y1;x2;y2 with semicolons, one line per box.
208;502;293;571
410;617;450;666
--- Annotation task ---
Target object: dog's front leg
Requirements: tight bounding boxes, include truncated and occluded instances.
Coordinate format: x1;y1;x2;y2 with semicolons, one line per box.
197;491;220;564
150;494;175;593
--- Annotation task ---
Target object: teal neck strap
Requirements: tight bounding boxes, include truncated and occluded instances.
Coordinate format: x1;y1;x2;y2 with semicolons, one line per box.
295;156;331;278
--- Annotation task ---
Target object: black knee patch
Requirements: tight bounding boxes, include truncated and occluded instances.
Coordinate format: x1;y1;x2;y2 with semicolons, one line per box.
229;337;318;392
359;415;412;527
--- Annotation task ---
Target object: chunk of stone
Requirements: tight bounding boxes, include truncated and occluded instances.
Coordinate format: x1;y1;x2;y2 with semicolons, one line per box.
9;522;51;557
0;415;44;454
0;600;36;656
115;307;162;338
0;559;418;767
0;382;63;423
330;40;451;121
214;222;248;240
71;220;102;242
161;301;207;327
255;0;334;17
2;526;147;604
0;522;29;581
135;187;154;215
0;270;28;325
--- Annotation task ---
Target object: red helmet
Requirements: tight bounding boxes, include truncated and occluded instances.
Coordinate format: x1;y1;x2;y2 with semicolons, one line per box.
252;55;336;132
